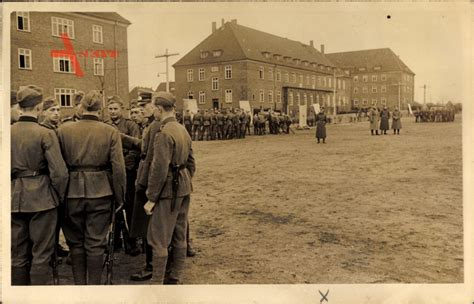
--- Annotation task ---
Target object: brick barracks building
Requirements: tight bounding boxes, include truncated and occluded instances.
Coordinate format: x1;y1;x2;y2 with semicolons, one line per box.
174;20;414;115
173;20;351;116
11;12;131;117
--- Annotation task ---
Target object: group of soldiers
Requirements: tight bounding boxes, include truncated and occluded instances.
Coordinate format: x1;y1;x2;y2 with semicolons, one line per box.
368;106;403;135
414;109;456;123
11;86;196;285
176;108;293;140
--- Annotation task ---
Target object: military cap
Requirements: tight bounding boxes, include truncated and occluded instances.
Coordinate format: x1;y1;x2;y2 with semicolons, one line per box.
11;90;18;106
17;85;43;108
42;96;58;111
107;95;124;107
81;90;103;111
153;91;176;108
73;91;85;106
137;91;152;106
129;98;139;109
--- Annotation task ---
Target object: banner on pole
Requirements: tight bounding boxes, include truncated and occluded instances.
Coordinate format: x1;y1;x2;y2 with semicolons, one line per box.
312;103;321;114
183;99;198;115
407;103;414;115
239;100;251;113
299;105;307;127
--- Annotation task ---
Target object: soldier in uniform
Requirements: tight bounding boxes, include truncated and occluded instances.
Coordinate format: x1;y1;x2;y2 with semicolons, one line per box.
240;110;248;138
315;107;328;143
130;100;148;134
379;106;390;135
39;97;61;130
253;113;259;135
183;110;193;137
201;110;211;141
11;90;21;125
57;91;126;285
233;109;241;139
210;110;217;140
216;110;224;140
144;91;195;285
62;91;84;123
106;95;141;255
11;85;69;285
226;110;234;139
369;106;380;135
391;106;402;135
192;110;202;141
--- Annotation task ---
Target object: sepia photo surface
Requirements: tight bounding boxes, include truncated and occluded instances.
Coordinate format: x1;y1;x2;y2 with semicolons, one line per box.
1;2;472;303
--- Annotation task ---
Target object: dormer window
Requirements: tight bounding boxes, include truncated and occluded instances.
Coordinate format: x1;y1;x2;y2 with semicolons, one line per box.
262;51;271;59
373;66;381;71
303;60;309;66
200;51;209;59
293;58;301;65
273;54;282;61
284;56;292;62
311;62;317;68
358;67;366;71
212;50;222;57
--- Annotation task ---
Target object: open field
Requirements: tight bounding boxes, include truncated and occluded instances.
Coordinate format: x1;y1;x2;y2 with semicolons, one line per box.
56;118;463;284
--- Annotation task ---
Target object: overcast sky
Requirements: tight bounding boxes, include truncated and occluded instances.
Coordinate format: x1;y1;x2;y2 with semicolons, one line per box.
118;3;468;104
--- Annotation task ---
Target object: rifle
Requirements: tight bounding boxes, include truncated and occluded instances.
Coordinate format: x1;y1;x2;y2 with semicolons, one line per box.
104;202;119;285
170;164;183;213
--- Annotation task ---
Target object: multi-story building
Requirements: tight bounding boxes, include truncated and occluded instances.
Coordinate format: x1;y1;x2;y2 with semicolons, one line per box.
326;48;415;110
11;12;131;116
174;20;351;115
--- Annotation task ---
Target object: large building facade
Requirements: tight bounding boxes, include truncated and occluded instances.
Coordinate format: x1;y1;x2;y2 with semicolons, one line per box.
174;20;351;116
11;12;131;116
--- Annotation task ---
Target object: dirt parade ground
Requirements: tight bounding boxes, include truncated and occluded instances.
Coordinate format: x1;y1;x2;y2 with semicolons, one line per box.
56;117;463;285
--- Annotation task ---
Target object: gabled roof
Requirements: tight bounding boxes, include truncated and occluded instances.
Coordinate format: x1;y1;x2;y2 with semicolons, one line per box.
326;48;414;75
174;21;334;70
74;12;131;26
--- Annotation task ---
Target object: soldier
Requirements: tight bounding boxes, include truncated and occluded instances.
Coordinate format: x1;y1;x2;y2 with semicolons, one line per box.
202;109;211;140
192;110;202;141
226;110;235;139
233;109;241;139
130;100;149;135
183;109;193;137
11;90;21;125
11;85;69;285
106;95;141;255
240;110;248;138
369;106;380;135
62;91;84;123
57;91;126;285
216;110;224;140
253;112;259;135
144;91;195;285
245;111;252;136
379;106;390;135
391;106;402;135
39;97;61;130
315;107;328;144
210;110;217;140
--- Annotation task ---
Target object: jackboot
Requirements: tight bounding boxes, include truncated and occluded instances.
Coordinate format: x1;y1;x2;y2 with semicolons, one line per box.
71;253;87;285
150;256;168;284
166;247;187;285
371;130;374;135
130;244;153;281
87;255;104;285
30;262;52;285
12;266;30;285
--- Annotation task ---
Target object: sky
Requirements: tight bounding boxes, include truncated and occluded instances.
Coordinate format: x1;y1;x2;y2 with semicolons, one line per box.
117;3;468;104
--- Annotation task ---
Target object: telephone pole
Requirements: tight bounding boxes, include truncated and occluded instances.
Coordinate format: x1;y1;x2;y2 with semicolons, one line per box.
419;84;429;105
155;49;179;93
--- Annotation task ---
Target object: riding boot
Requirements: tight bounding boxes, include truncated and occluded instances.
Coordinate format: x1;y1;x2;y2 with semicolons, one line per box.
376;130;379;135
166;247;187;285
30;262;52;285
371;130;374;135
12;266;30;285
186;224;196;257
87;255;104;285
150;256;168;285
71;253;87;285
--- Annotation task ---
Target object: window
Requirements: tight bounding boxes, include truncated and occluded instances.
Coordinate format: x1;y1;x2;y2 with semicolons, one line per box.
187;69;193;82
199;68;205;81
306;75;310;86
362;98;368;105
374;66;381;71
299;75;303;86
310;94;314;104
225;65;232;79
372;86;377;93
259;67;264;79
381;97;387;105
276;70;281;82
212;50;222;57
187;91;194;99
381;74;387;81
381;86;386;93
277;91;281;103
303;94;307;105
211;66;219;72
225;90;232;103
17;12;30;32
268;90;273;103
92;25;103;44
343;80;346;90
338;79;341;89
372;75;377;82
354;99;359;106
289;92;293;106
323;77;327;87
318;76;321;86
353;75;359;82
316;95;320;103
354;87;359;94
200;51;208;59
18;48;32;70
55;88;76;108
52;17;75;39
268;68;273;81
212;77;219;90
296;93;300;104
284;72;289;82
259;90;265;103
292;73;296;83
358;67;366;72
328;77;332;88
198;91;206;104
53;56;75;73
362;87;368;93
362;75;368;82
93;58;104;76
312;75;316;86
372;98;377;105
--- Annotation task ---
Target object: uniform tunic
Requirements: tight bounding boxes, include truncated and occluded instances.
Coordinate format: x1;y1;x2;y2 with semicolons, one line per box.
391;110;402;130
379;109;390;131
315;112;327;139
369;109;379;131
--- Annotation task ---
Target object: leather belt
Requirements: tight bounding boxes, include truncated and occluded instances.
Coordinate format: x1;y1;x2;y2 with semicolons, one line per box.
11;168;49;179
69;165;109;172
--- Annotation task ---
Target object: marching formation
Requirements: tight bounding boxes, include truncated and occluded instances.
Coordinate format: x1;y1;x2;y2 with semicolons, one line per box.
11;86;195;285
414;109;456;123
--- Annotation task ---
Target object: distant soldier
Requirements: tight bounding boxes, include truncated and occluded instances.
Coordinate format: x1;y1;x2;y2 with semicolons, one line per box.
233;109;241;139
57;91;126;285
216;110;224;140
391;107;402;135
39;97;61;130
192;110;202;141
210;110;217;140
202;110;211;140
11;90;21;125
62;91;84;123
369;106;380;135
144;92;196;284
226;110;235;139
245;111;252;136
240;110;248;138
379;106;390;135
11;85;69;285
253;113;259;135
183;110;193;137
315;108;328;143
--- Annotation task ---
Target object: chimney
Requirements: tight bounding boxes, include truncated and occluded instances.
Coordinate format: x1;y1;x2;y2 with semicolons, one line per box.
221;18;225;26
212;21;217;33
310;40;314;48
231;19;237;24
320;44;325;54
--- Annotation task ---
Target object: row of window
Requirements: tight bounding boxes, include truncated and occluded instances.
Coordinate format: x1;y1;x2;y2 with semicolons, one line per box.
187;65;232;82
17;12;104;43
200;50;222;58
353;85;412;94
260;51;335;73
353;97;407;106
353;74;413;83
187;89;233;104
17;48;104;75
